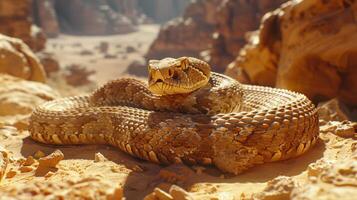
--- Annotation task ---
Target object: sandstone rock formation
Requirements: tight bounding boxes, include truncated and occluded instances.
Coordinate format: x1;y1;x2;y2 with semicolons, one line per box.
226;0;357;106
0;74;58;116
146;0;221;61
206;0;287;71
0;34;47;83
32;0;60;38
146;0;286;72
0;0;46;51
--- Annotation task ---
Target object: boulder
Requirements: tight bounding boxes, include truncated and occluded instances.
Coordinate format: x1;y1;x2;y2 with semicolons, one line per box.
226;0;357;106
0;74;59;116
0;34;47;83
32;0;60;38
0;0;46;51
146;0;220;62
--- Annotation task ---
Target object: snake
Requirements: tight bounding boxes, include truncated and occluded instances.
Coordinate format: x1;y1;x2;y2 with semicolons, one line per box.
29;57;319;174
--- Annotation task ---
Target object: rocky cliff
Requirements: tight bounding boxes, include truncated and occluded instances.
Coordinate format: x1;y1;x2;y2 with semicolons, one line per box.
226;0;357;107
146;0;221;60
0;0;46;51
146;0;286;72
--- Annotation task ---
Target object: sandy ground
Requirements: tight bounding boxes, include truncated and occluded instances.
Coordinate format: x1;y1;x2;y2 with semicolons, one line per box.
0;25;356;199
47;25;159;86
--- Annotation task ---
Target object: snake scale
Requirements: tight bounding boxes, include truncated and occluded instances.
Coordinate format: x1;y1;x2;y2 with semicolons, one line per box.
29;57;319;174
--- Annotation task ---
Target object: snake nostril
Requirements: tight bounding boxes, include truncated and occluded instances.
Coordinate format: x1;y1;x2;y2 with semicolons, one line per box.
156;79;163;83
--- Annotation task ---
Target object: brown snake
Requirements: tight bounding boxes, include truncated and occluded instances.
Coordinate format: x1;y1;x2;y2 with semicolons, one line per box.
29;57;319;174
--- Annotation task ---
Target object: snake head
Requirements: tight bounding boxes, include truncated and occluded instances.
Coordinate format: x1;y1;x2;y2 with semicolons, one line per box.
148;57;211;95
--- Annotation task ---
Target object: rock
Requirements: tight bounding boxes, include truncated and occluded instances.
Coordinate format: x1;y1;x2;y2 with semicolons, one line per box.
0;34;47;83
227;0;357;106
79;49;94;56
126;45;136;53
169;185;193;200
37;51;60;76
34;150;46;159
98;41;109;54
318;99;350;123
0;177;124;199
32;0;60;38
94;152;108;162
291;153;357;200
53;0;136;35
126;57;147;77
0;145;8;181
207;0;287;71
253;176;296;200
38;149;64;169
0;0;46;51
146;0;220;63
0;74;59;116
23;156;35;166
103;54;117;59
321;121;356;138
64;64;95;86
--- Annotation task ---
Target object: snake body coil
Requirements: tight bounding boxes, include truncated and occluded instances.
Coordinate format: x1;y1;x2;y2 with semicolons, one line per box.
29;57;319;174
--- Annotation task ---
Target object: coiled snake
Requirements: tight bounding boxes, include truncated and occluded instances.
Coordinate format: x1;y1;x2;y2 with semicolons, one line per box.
29;57;319;174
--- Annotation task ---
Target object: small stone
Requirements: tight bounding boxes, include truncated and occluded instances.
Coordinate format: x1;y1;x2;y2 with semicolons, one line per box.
169;185;193;200
38;150;64;168
94;152;108;162
34;150;46;159
23;156;35;166
19;166;34;173
44;171;54;178
154;188;173;200
6;170;17;178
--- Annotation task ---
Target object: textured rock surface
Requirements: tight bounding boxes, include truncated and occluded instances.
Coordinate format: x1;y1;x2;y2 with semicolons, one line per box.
0;74;58;116
226;0;357;106
206;0;287;71
0;0;46;51
146;0;220;61
32;0;60;38
146;0;286;72
0;34;47;83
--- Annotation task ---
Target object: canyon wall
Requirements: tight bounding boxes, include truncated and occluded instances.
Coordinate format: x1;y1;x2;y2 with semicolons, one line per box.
0;0;46;51
226;0;357;106
146;0;287;72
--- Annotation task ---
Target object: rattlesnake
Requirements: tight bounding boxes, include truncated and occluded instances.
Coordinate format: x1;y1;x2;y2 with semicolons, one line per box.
29;57;319;174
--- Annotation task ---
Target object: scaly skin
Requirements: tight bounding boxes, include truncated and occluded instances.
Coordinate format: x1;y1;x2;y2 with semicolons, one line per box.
29;59;319;174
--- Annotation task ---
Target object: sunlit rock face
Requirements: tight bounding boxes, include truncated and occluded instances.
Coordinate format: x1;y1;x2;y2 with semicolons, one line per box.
0;34;47;83
0;0;46;51
206;0;287;71
226;0;357;106
145;0;286;72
